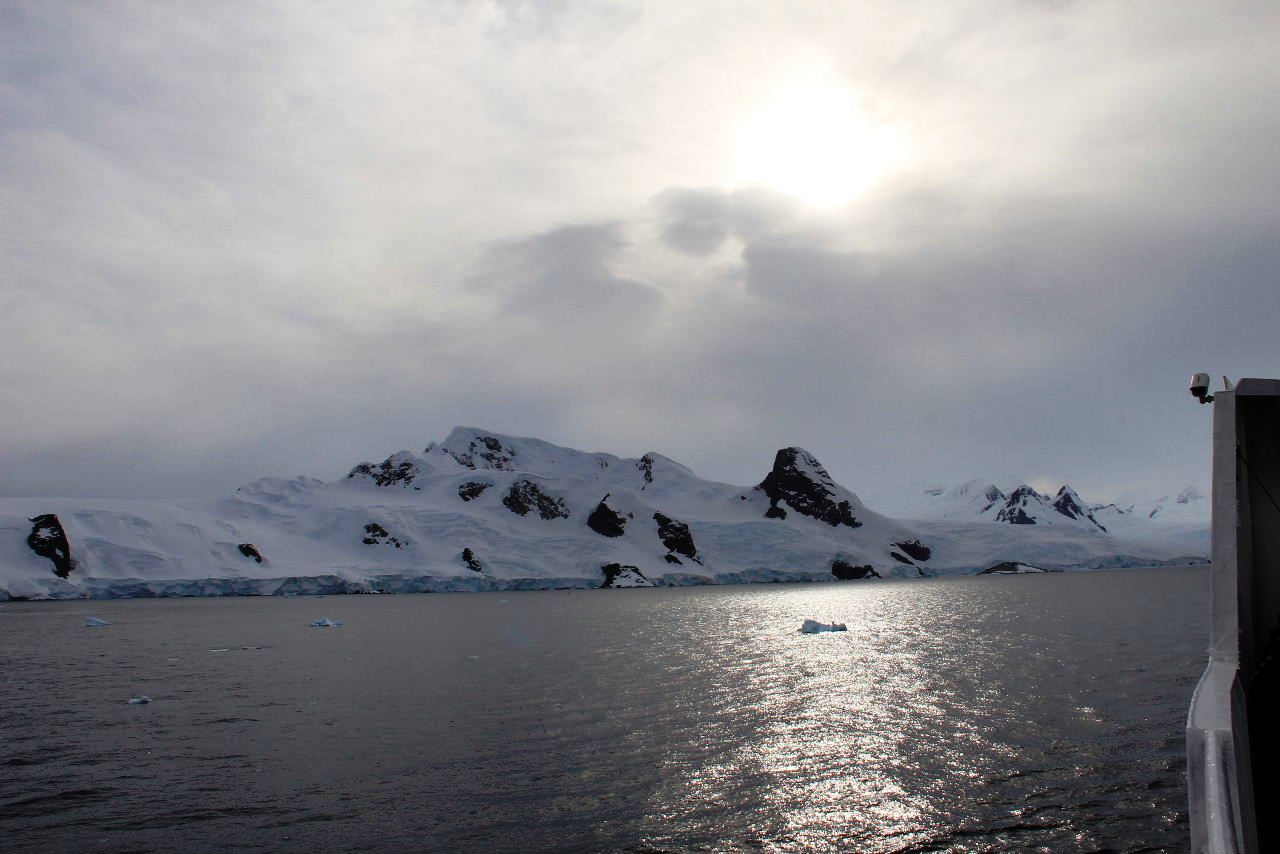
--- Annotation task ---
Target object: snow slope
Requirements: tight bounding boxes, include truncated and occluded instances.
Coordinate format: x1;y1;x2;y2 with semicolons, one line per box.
0;428;1208;599
903;477;1209;552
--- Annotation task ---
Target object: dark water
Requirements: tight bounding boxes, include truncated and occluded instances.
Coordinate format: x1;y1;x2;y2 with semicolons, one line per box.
0;567;1207;853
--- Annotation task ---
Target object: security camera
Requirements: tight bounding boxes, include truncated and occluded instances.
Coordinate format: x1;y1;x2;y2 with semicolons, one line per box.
1190;372;1213;404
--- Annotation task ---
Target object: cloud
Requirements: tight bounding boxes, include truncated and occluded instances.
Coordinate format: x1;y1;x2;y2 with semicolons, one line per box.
2;1;1279;512
471;223;661;324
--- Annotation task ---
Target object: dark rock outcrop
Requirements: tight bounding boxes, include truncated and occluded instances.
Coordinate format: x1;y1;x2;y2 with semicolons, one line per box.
889;551;912;564
831;559;879;580
1052;486;1106;531
664;554;683;564
457;481;490;502
637;454;654;487
449;435;515;470
979;485;1006;514
362;522;403;548
587;495;627;537
27;514;72;579
348;455;419;487
600;563;649;588
502;480;569;520
237;543;264;564
996;485;1043;525
758;448;861;528
980;561;1047;574
654;511;700;563
461;547;483;572
893;539;932;562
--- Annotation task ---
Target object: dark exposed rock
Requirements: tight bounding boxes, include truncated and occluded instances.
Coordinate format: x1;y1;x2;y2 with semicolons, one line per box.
600;563;649;588
889;551;912;564
461;547;483;572
980;561;1048;574
362;522;404;548
654;511;701;564
664;554;683;564
893;539;932;562
637;454;654;488
758;447;861;528
449;435;515;470
764;505;787;519
457;481;490;502
1052;486;1106;532
831;559;879;580
979;485;1006;514
348;455;419;487
502;480;569;520
587;495;627;537
996;485;1043;525
237;543;264;564
27;514;72;579
1001;507;1036;525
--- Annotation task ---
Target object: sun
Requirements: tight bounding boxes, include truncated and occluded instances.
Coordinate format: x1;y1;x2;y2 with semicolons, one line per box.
732;70;903;208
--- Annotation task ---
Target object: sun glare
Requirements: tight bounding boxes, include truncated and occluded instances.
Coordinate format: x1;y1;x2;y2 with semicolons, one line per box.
732;71;903;208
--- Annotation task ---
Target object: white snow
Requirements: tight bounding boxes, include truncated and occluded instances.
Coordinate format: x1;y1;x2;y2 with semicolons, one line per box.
894;477;1209;554
800;619;847;633
0;428;1210;600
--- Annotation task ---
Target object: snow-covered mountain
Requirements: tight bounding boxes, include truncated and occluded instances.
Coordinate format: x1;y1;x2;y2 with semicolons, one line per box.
1143;486;1208;523
0;429;1208;600
903;477;1209;555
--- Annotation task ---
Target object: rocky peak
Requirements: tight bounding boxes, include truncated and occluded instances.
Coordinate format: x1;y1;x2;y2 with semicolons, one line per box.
348;452;420;487
445;432;516;471
996;485;1047;525
757;447;861;528
1052;485;1106;531
981;484;1006;508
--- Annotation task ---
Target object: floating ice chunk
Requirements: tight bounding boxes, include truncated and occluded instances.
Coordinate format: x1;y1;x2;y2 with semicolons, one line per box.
310;618;343;628
84;616;110;628
128;695;152;704
800;619;847;634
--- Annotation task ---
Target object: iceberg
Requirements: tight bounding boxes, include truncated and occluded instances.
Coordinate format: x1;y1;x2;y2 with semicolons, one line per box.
310;617;343;627
127;695;152;704
800;619;847;634
84;616;110;627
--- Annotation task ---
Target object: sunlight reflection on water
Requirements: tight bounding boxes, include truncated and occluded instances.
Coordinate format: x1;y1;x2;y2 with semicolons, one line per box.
1;568;1204;853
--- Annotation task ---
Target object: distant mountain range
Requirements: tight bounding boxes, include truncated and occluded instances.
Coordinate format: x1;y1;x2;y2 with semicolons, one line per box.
907;479;1207;527
898;478;1209;555
0;429;1209;600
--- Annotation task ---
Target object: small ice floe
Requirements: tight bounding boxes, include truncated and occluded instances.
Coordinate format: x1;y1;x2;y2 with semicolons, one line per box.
84;616;110;628
127;695;152;705
209;647;231;653
800;619;847;634
310;618;343;628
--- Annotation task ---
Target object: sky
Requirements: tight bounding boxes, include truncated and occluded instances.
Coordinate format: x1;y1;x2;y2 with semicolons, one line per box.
2;0;1278;512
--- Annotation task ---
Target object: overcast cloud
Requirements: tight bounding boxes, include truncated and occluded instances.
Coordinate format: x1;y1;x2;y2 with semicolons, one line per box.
2;0;1278;510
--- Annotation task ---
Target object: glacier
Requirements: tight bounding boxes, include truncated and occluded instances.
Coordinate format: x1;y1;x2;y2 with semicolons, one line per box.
0;427;1208;600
